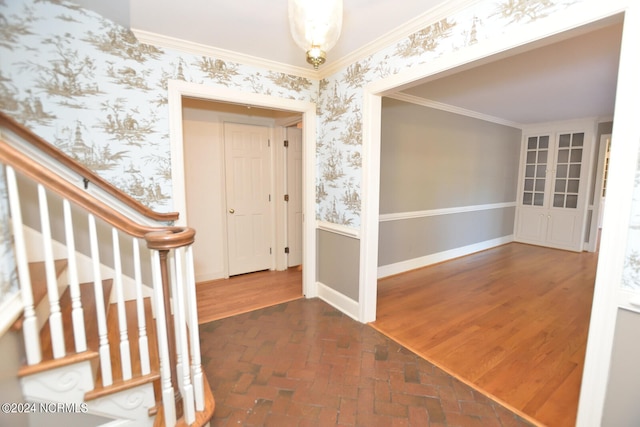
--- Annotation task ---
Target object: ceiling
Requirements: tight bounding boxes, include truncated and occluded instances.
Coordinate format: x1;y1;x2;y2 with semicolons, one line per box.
76;0;623;125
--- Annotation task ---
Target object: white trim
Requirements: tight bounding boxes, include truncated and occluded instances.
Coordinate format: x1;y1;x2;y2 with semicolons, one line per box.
316;220;360;239
0;292;23;336
386;93;523;129
378;235;513;279
319;0;478;78
168;80;318;298
619;289;640;315
132;29;318;81
379;202;516;222
316;281;359;321
359;91;382;323
577;2;640;425
133;1;477;82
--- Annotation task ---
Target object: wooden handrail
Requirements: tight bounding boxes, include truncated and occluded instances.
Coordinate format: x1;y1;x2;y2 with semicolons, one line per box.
0;137;191;248
0;112;179;222
2;131;203;422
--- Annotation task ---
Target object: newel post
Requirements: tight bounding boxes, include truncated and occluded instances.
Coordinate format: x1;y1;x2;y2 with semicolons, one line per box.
146;227;196;421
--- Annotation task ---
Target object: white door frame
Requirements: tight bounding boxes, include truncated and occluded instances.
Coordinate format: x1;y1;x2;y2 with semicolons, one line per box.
586;133;612;252
168;80;318;298
360;1;639;425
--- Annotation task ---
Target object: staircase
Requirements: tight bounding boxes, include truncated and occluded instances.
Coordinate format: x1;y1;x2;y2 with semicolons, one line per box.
0;113;215;426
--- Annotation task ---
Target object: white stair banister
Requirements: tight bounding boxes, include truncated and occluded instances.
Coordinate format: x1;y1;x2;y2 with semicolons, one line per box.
133;238;151;375
112;228;132;381
173;247;195;424
89;213;112;386
1;118;214;424
63;198;87;353
38;184;66;359
5;166;42;365
185;245;205;410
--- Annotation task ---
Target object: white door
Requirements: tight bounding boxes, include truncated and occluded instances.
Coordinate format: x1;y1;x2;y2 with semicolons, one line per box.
224;122;272;276
286;126;303;267
545;130;590;251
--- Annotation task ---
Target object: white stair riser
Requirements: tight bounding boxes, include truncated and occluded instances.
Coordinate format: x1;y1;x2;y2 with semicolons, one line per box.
20;360;95;403
86;383;156;425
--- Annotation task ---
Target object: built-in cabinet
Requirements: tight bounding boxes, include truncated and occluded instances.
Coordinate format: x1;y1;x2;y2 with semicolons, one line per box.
514;119;595;252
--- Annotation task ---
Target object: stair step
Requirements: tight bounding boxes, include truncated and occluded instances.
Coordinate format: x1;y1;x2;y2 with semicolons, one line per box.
18;279;113;377
12;259;68;331
153;374;216;427
85;297;160;401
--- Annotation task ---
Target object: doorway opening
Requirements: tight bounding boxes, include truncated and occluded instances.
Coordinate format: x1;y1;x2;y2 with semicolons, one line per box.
167;80;318;309
362;11;621;427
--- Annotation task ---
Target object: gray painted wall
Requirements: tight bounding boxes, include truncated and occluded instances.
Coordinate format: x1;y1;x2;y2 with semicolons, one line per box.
602;308;640;426
379;207;516;266
316;230;359;302
379;98;521;266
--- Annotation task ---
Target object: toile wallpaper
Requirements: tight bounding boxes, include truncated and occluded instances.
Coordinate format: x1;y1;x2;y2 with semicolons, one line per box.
0;0;639;295
0;167;18;307
314;0;579;225
623;149;640;292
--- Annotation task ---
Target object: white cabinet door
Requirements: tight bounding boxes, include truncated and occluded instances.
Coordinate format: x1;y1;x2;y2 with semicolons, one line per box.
224;122;272;276
516;208;548;244
515;121;594;252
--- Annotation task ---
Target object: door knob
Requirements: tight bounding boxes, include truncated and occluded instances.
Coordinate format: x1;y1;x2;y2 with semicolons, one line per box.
229;208;235;214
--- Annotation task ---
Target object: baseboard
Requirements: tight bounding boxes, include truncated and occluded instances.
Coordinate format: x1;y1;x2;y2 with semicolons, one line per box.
195;272;225;283
378;235;514;279
316;281;360;321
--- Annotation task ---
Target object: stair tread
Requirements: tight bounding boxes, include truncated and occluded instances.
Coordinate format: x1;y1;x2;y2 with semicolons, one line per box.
40;279;114;360
86;297;160;401
12;259;68;331
18;279;113;376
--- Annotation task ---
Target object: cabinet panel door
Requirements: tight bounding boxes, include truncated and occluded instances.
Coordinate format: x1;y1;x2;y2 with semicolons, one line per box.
546;209;582;251
516;208;547;243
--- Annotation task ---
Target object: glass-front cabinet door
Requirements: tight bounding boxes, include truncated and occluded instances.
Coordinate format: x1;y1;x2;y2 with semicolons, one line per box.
515;121;594;252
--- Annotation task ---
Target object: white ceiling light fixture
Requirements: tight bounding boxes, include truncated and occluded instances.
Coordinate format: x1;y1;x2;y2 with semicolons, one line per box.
288;0;343;69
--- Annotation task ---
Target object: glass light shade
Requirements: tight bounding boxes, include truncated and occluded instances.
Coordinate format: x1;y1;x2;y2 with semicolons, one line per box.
288;0;343;68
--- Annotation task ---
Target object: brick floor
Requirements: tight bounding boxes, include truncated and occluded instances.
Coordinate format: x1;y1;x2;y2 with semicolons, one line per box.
199;298;535;427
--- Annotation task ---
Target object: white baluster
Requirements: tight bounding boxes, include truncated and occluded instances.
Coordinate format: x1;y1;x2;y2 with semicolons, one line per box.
6;166;41;365
89;214;112;386
168;253;184;396
185;245;204;411
112;228;132;380
133;238;150;375
173;248;195;424
63;199;86;353
38;184;65;359
150;250;176;426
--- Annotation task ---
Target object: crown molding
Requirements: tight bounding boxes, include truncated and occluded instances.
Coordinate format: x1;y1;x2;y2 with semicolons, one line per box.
318;0;480;78
131;28;320;81
387;92;523;129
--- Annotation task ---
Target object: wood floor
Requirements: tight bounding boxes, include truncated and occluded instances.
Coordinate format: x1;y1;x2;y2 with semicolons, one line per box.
372;242;598;427
196;267;303;324
195;242;597;427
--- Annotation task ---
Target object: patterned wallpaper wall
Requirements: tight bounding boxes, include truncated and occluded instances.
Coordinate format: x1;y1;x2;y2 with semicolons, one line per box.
0;167;18;307
315;0;579;225
0;0;639;301
0;0;317;212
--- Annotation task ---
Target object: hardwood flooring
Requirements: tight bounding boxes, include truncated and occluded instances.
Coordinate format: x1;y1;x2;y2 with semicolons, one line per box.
196;267;303;324
372;242;598;427
195;242;597;426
